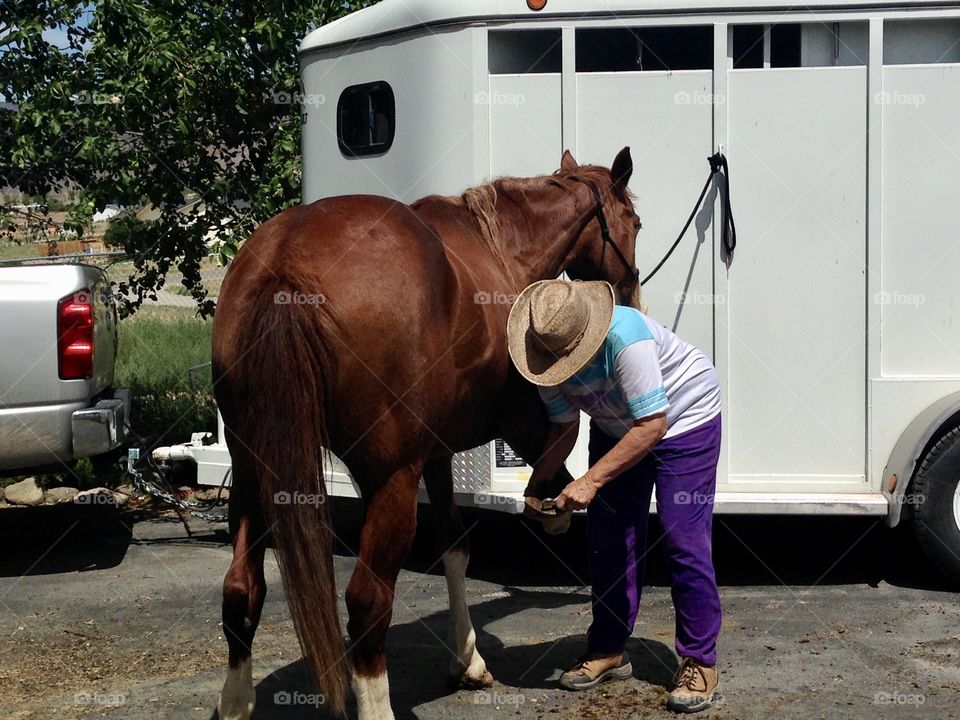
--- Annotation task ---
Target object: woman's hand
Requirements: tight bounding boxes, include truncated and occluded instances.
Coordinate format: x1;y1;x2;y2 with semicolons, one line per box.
554;474;603;512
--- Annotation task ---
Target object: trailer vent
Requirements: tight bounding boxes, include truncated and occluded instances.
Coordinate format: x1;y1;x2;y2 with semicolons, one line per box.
337;81;395;158
576;27;713;72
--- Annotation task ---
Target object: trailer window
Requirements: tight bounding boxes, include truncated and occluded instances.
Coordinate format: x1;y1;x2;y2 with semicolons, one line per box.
884;19;960;64
489;29;562;74
732;23;867;68
337;82;395;158
733;25;765;69
770;24;801;67
576;27;713;72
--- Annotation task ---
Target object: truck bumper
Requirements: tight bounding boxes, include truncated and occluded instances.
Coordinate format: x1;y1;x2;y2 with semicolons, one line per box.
72;389;130;458
0;389;130;473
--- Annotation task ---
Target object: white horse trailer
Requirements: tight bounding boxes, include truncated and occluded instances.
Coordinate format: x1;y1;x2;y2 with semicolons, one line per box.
169;0;960;573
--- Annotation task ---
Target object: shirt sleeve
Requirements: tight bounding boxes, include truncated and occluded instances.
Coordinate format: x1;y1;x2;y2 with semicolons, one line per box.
614;340;669;420
537;386;579;424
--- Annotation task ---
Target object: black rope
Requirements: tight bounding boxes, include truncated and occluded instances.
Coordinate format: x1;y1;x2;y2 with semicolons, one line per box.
710;152;737;258
640;152;736;286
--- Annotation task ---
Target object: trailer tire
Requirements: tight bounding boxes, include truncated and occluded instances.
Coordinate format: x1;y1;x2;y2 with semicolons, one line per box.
912;425;960;586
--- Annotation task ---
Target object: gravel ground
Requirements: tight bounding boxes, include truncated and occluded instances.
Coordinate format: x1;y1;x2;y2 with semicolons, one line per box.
0;500;958;720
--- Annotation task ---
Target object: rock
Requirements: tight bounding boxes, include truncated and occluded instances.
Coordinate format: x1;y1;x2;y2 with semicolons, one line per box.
0;486;5;503
4;478;44;506
74;487;128;508
45;486;79;504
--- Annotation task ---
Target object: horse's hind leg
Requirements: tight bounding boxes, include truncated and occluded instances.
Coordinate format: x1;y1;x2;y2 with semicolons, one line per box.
218;453;268;720
346;465;421;720
423;457;493;689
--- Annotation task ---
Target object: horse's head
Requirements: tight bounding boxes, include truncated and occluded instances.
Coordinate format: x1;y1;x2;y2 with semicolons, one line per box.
559;147;642;309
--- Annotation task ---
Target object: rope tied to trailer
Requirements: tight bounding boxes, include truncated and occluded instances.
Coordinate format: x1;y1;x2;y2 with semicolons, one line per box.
640;151;736;286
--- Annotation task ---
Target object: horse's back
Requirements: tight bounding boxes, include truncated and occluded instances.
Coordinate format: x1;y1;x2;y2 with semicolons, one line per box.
214;195;491;462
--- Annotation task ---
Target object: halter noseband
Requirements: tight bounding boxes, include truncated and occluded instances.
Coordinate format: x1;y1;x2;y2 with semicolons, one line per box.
569;176;640;284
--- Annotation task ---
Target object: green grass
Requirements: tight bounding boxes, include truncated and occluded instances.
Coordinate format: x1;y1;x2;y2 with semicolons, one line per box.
0;242;42;261
116;305;217;447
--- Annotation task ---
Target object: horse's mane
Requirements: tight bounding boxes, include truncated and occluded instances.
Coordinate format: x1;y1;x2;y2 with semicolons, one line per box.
448;164;616;252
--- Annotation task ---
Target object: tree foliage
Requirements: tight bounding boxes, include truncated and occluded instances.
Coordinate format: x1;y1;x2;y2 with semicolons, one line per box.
1;0;373;315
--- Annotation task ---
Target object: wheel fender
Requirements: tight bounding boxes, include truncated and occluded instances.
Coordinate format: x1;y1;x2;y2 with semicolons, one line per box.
883;392;960;527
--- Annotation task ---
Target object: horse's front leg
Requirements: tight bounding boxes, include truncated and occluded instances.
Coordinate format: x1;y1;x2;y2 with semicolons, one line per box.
424;457;493;689
498;372;577;500
346;466;421;720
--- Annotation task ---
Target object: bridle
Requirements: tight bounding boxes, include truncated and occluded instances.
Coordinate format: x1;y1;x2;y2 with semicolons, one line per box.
568;176;640;287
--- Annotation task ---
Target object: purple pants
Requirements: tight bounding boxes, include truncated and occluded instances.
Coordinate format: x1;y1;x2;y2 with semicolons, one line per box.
585;414;722;666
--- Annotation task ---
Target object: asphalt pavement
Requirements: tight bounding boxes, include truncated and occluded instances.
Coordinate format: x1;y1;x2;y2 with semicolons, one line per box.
0;500;958;719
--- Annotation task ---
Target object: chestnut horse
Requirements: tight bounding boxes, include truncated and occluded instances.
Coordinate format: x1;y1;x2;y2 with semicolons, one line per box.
211;148;641;720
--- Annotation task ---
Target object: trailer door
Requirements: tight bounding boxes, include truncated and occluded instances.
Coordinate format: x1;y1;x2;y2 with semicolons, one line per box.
725;33;868;492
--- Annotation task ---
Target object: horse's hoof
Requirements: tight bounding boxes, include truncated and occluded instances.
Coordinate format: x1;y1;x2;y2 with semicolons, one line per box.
449;670;495;690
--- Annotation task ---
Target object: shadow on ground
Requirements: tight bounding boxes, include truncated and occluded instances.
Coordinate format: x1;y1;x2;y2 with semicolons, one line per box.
328;498;955;593
209;588;676;720
0;495;949;588
0;504;134;576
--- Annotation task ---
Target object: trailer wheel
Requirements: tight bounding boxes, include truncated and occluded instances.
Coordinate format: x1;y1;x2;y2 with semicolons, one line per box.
912;426;960;585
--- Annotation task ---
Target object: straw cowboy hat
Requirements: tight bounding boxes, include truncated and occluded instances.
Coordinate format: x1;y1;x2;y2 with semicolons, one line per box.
507;279;615;387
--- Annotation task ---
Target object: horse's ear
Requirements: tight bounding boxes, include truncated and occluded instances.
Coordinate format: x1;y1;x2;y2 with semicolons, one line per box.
560;150;578;173
611;146;633;195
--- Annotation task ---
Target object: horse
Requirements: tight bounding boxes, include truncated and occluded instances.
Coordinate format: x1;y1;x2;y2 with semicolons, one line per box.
211;147;642;720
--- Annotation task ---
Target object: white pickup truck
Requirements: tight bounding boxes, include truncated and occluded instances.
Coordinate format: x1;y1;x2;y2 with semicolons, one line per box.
0;264;129;474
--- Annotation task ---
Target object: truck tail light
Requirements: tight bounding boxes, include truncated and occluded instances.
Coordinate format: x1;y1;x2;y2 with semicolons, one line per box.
58;290;94;379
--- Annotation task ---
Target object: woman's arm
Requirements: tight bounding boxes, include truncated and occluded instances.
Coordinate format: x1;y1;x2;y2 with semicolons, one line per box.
524;420;579;498
554;413;667;511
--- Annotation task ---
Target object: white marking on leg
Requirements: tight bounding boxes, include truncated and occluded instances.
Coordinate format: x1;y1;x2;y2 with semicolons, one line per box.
218;657;255;720
352;671;394;720
443;549;490;685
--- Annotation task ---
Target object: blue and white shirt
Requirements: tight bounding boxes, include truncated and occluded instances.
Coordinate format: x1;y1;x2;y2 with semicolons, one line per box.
538;306;721;440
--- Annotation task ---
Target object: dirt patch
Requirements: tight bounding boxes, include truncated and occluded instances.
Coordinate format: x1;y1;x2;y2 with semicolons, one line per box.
0;625;222;717
907;636;960;669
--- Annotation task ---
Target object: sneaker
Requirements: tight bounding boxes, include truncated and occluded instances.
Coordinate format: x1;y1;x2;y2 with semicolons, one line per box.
667;657;720;714
558;652;632;691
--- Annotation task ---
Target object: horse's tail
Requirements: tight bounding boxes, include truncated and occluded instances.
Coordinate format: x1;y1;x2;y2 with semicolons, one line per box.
232;284;348;715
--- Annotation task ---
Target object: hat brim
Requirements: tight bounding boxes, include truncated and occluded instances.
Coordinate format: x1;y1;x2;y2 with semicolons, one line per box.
507;280;615;387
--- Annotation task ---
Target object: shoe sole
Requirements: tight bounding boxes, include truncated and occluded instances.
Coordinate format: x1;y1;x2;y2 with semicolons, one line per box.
559;662;633;691
666;685;721;714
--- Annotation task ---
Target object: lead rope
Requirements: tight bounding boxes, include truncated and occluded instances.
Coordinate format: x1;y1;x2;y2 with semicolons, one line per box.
640;151;736;286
